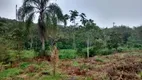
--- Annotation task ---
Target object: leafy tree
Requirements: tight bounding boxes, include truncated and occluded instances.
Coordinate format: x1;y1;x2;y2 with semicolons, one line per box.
107;31;122;50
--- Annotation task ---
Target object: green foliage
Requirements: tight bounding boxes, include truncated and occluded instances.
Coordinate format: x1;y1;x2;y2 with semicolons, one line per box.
117;47;124;52
95;58;104;62
20;62;31;69
97;49;113;55
8;50;37;62
94;39;105;50
20;50;37;59
107;31;122;50
73;61;79;67
0;68;22;79
8;50;19;62
0;45;9;62
59;49;77;59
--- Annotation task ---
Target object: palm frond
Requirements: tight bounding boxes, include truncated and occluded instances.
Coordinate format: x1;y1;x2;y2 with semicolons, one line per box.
23;0;40;8
45;12;51;27
63;14;69;26
80;13;87;26
25;12;35;32
41;0;49;9
69;10;79;22
48;3;64;24
18;5;35;21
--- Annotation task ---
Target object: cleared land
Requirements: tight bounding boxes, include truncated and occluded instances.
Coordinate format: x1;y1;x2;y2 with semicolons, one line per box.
0;51;142;80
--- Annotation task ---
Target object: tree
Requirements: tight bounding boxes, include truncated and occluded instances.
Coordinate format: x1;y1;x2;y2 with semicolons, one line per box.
80;16;100;58
45;3;65;76
69;10;79;50
80;13;90;58
18;0;63;55
107;31;122;50
80;13;87;26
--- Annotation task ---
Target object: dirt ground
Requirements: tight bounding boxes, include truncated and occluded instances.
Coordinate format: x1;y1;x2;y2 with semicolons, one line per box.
1;51;142;80
58;52;142;80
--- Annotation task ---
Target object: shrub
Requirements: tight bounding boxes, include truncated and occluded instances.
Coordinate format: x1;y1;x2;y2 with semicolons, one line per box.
20;50;37;59
117;47;124;52
8;50;19;62
134;44;142;48
77;48;113;57
78;47;95;57
0;44;9;62
59;49;77;59
97;48;113;55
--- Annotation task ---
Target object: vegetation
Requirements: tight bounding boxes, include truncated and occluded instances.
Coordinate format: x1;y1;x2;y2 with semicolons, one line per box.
0;0;142;80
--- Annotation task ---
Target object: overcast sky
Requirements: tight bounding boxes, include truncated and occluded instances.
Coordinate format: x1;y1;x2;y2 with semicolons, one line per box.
0;0;142;28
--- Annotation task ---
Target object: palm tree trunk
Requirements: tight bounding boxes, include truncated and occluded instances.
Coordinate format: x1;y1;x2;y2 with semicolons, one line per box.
42;38;45;52
73;22;76;50
52;45;59;76
38;12;46;56
30;37;33;49
87;37;90;58
73;33;76;50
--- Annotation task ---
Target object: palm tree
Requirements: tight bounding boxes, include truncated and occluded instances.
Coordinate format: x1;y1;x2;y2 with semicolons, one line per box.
63;14;69;26
69;10;79;50
80;13;87;26
18;0;64;55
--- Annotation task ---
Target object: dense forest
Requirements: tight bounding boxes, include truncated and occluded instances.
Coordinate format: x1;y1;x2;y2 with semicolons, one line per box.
0;0;142;80
1;16;142;58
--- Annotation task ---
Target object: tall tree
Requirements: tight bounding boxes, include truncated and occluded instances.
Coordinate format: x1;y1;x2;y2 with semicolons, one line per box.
69;10;79;49
46;7;65;76
18;0;63;55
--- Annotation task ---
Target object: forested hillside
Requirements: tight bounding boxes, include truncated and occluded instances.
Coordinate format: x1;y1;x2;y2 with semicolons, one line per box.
1;16;142;57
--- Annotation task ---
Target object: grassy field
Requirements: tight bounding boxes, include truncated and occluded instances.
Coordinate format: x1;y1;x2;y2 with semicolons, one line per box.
0;51;142;80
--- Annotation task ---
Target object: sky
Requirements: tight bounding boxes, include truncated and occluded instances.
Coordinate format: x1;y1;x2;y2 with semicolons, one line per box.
0;0;142;28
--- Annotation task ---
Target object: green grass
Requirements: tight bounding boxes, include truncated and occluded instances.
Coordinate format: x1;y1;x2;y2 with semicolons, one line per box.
20;50;37;59
0;68;22;79
59;49;77;59
73;61;79;67
95;58;104;62
20;62;31;69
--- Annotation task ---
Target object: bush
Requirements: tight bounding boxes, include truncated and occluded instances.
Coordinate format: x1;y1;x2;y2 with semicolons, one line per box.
97;48;113;55
0;68;22;79
20;50;37;59
0;44;9;62
59;49;77;59
117;47;124;52
77;47;95;57
8;50;19;62
134;44;142;48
